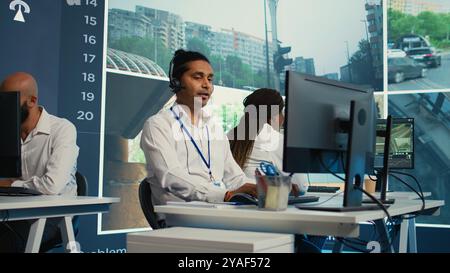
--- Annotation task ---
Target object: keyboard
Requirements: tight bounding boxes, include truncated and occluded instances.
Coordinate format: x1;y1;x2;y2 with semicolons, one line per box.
0;186;42;196
288;195;319;204
307;186;341;193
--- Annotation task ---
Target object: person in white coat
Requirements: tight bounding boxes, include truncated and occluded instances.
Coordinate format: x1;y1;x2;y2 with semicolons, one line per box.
228;88;308;194
228;88;326;253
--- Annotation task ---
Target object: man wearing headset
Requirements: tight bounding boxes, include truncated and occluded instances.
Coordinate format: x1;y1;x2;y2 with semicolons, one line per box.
140;50;256;214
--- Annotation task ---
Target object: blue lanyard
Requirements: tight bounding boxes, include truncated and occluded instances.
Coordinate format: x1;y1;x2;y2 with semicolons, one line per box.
170;107;212;179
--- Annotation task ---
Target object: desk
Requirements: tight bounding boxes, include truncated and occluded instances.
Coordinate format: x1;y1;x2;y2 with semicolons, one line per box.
0;196;119;253
310;191;432;253
311;191;431;200
155;197;444;253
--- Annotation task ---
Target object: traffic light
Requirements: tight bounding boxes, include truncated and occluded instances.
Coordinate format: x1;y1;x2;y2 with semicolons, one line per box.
273;46;293;73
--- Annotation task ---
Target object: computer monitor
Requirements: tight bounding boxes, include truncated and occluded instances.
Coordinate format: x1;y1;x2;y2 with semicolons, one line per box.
375;118;414;170
283;71;378;211
0;91;22;178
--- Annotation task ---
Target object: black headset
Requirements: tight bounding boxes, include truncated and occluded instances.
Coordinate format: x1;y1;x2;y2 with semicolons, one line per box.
168;50;214;93
168;55;182;93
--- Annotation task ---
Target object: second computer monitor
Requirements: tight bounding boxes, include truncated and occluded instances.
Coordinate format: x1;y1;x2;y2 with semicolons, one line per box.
375;118;414;169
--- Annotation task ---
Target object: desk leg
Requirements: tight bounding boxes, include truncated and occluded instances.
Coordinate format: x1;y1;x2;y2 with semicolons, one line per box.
25;218;46;253
58;216;79;253
399;217;409;253
374;219;395;253
408;218;417;253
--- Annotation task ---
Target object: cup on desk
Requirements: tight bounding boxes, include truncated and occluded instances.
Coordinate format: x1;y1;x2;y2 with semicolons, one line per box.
255;174;291;211
364;177;376;194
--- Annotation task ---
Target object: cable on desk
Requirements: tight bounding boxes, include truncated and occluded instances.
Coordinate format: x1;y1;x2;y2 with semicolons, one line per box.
356;186;398;251
297;191;344;207
318;153;397;251
2;209;9;222
319;154;345;181
389;172;425;220
321;153;395;236
356;187;394;225
390;170;424;196
0;210;26;245
335;237;370;253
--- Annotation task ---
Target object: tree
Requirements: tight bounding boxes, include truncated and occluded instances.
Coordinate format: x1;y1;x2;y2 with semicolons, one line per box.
444;13;450;40
417;11;447;40
388;9;418;42
388;9;450;49
348;39;376;87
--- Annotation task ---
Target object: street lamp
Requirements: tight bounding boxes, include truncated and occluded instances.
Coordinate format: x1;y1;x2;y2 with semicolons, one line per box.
361;19;369;41
264;0;271;87
345;41;353;83
154;27;158;64
345;41;350;63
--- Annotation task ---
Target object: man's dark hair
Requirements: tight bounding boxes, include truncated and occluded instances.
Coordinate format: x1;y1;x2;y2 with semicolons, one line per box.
171;49;210;81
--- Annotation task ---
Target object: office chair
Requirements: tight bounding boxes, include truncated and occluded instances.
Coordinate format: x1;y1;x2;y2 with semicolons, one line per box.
39;171;88;252
138;179;164;229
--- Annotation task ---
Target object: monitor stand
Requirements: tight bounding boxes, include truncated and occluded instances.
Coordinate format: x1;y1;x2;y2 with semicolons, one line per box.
296;100;389;212
363;115;395;205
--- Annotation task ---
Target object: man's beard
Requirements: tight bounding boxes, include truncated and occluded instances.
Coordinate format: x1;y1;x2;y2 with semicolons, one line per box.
21;103;29;124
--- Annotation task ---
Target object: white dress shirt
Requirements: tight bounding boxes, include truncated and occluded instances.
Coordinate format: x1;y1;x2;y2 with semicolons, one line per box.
12;107;79;195
140;103;246;205
229;123;309;194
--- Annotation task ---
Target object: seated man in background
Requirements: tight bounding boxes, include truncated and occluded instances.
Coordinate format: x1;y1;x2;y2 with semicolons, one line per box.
140;50;256;221
0;72;79;252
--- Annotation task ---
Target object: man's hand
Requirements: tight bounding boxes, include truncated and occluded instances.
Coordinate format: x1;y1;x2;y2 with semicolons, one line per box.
0;179;15;187
225;183;257;201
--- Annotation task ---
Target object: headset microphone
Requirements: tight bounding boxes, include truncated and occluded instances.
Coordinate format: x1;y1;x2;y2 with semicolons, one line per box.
168;56;183;93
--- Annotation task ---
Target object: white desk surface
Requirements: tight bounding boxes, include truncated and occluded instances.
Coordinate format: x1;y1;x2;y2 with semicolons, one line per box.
0;196;120;253
311;191;431;200
0;196;120;210
156;199;443;224
155;198;444;237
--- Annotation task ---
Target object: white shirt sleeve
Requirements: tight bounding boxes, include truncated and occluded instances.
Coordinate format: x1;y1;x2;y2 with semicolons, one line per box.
140;119;227;203
12;122;79;195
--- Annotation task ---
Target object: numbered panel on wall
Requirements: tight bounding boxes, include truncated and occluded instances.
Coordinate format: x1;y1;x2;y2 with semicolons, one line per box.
59;0;105;133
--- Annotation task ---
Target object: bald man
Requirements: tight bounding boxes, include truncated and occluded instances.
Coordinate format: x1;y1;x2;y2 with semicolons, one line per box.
0;72;79;252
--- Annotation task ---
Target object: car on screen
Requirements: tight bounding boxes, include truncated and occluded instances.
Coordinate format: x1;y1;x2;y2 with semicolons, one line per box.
388;56;426;83
406;47;441;68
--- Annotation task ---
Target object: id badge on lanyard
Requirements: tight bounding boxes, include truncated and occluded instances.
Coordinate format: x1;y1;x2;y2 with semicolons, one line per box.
212;180;225;189
171;107;224;189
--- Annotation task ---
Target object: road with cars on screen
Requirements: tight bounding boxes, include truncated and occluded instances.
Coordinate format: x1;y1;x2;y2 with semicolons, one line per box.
388;52;450;91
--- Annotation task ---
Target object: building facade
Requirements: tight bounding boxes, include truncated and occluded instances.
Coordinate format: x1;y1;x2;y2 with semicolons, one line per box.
135;6;185;53
389;0;450;15
366;1;384;86
210;28;275;73
185;22;214;48
108;6;185;53
108;9;153;41
291;57;316;76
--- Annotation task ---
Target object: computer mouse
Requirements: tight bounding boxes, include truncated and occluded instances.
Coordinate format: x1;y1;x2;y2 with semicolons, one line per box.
228;193;258;205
